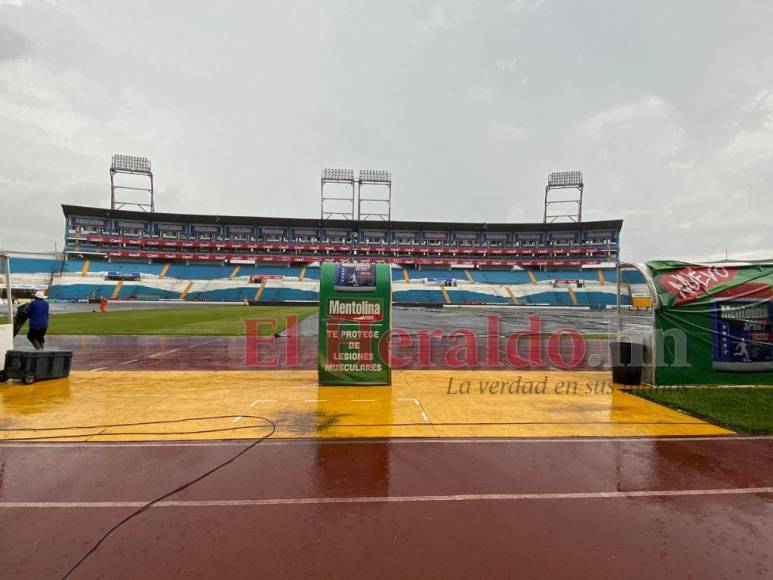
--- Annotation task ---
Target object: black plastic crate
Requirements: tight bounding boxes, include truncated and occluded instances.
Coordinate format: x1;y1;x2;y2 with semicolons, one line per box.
1;350;73;385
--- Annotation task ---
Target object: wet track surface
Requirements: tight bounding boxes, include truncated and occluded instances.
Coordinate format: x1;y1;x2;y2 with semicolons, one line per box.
1;437;772;579
28;307;654;371
6;306;770;579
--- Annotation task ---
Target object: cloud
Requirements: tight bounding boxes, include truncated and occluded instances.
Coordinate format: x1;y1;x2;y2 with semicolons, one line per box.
0;0;771;264
485;121;528;142
414;0;480;32
720;90;773;168
507;0;547;16
580;96;686;162
0;23;31;62
494;57;518;71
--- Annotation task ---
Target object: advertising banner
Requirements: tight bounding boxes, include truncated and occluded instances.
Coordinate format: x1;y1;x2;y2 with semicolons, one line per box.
648;261;773;385
318;262;392;385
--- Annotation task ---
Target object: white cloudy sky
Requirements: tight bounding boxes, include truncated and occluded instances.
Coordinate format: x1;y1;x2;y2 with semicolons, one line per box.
0;0;772;261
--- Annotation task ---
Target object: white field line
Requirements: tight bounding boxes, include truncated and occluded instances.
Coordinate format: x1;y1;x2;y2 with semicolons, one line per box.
3;486;773;509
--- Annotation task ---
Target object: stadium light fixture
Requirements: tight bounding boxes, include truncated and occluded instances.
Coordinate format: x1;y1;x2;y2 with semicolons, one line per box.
111;154;152;174
358;169;391;184
110;153;155;213
547;170;583;189
321;168;355;183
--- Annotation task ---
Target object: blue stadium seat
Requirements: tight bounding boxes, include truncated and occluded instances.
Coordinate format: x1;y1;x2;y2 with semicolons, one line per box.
409;268;469;281
474;270;532;284
165;264;232;279
4;257;63;274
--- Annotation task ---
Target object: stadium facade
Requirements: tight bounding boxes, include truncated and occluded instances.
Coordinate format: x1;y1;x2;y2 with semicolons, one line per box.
3;204;649;308
61;205;622;269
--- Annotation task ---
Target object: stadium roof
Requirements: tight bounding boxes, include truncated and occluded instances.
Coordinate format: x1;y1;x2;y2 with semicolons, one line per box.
62;205;623;233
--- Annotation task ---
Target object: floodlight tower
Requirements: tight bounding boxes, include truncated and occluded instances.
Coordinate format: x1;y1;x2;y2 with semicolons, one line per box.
110;154;154;212
321;168;355;220
543;170;583;223
357;169;392;221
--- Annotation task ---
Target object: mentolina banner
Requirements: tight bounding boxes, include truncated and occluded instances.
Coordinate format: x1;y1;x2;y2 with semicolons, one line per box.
318;262;392;385
648;260;773;385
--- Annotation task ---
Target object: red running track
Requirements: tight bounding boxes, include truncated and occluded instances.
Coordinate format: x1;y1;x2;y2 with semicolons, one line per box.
1;437;772;579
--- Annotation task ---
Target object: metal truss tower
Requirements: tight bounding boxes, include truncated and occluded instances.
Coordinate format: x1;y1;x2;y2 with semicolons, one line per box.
110;154;154;213
543;170;583;223
357;169;391;221
321;168;355;220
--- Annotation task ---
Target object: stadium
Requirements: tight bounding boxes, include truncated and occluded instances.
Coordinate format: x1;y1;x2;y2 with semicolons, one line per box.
3;3;773;577
1;156;771;580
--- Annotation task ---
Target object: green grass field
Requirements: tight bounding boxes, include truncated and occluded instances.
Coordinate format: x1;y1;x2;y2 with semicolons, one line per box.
46;305;317;336
633;387;773;434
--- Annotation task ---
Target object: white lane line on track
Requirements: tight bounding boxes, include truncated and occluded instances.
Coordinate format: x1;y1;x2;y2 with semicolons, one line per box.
4;486;773;509
232;416;242;423
421;411;430;423
118;359;139;365
89;367;109;372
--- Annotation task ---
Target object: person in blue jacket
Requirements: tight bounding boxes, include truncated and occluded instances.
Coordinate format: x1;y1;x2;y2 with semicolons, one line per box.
25;291;49;350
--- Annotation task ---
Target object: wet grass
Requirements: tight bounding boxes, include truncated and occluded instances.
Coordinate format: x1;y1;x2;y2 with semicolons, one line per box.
632;387;773;434
44;305;316;336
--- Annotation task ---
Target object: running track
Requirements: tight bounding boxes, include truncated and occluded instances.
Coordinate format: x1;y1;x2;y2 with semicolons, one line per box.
1;437;772;578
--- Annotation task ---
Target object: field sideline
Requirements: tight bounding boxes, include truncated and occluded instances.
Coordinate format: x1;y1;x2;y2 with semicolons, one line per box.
44;305;316;336
633;387;773;435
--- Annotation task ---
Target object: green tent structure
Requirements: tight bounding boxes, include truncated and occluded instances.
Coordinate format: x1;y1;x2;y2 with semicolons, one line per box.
616;260;773;386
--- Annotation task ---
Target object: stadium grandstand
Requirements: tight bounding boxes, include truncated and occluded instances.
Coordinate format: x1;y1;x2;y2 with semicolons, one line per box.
0;160;652;307
0;203;649;308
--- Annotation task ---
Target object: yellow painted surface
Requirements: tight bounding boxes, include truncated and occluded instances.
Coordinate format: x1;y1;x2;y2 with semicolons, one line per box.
527;270;537;285
179;281;194;299
253;280;265;302
402;267;410;282
567;286;578;306
597;269;606;285
464;269;475;283
632;296;654;308
505;286;519;305
440;286;451;305
80;260;90;277
0;370;731;442
229;265;241;280
110;280;124;300
299;266;307;281
159;263;171;278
